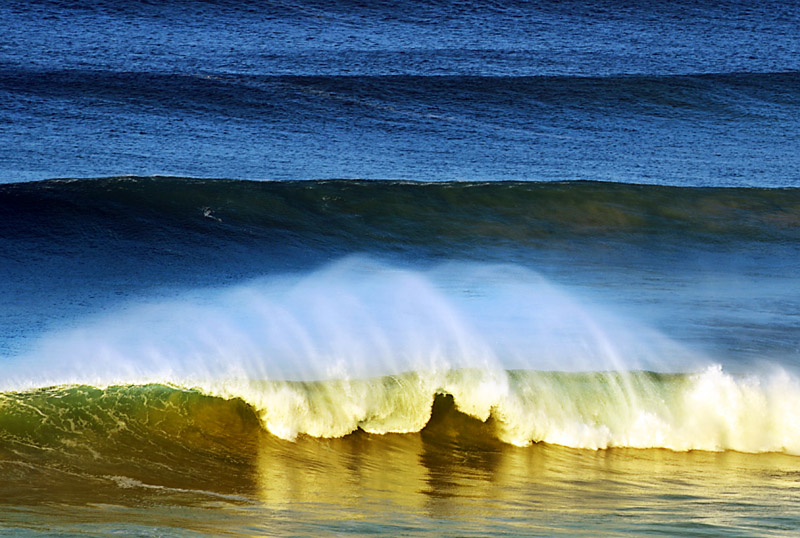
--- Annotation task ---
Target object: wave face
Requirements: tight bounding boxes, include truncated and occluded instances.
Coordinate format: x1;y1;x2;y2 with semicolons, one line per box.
6;379;800;538
3;364;800;517
4;368;799;457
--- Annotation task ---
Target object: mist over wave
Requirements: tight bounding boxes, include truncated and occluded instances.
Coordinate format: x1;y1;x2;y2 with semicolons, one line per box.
8;258;697;388
4;177;797;363
5;258;799;453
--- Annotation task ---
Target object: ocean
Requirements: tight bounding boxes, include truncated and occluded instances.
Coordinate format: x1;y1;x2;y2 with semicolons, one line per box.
2;0;800;536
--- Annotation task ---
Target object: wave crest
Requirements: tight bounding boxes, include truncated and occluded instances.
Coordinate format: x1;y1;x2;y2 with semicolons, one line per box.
3;366;800;456
204;366;800;454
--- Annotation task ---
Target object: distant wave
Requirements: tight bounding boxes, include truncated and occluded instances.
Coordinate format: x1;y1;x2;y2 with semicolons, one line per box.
3;67;799;184
2;67;798;116
2;177;799;253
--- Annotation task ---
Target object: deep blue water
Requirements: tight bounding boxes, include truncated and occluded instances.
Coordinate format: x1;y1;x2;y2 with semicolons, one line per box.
1;0;799;185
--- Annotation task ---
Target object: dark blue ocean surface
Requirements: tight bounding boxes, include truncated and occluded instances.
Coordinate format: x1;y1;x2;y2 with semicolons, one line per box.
1;0;799;184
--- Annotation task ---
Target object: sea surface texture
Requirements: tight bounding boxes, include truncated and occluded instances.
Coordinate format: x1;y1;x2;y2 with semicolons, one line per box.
2;1;800;536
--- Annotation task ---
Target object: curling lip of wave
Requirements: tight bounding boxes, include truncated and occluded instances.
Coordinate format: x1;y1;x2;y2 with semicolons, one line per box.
2;366;800;456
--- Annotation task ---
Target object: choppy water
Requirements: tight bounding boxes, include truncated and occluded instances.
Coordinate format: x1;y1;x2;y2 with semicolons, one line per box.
2;0;800;536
